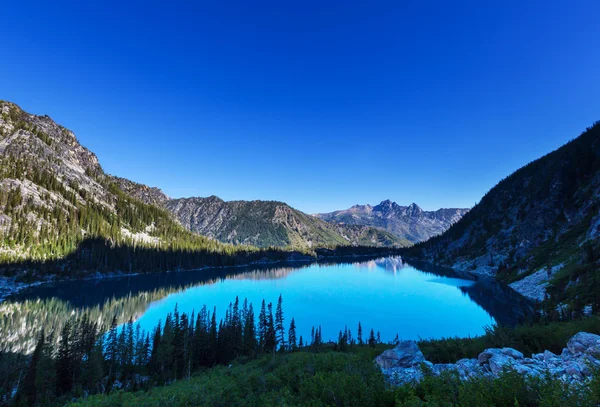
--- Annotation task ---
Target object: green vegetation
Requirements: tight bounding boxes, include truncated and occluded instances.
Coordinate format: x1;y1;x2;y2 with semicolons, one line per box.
3;295;390;406
418;317;600;363
67;355;600;407
6;291;600;406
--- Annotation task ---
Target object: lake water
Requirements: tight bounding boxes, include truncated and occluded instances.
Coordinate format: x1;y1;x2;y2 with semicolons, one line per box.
1;256;533;354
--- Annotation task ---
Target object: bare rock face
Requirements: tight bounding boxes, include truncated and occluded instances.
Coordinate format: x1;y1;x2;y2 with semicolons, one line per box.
376;332;600;387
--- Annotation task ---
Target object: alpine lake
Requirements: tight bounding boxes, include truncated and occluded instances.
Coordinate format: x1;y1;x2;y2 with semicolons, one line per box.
1;256;534;354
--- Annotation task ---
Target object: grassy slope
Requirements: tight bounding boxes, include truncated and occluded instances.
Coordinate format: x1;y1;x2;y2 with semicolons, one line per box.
69;330;600;407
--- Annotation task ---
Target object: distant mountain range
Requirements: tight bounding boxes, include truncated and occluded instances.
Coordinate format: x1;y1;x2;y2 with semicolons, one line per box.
111;177;410;249
316;200;469;243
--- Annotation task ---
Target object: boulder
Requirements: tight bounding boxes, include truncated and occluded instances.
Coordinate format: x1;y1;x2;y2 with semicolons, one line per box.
501;348;524;359
543;350;557;362
567;332;600;355
375;340;424;369
376;331;600;386
586;344;600;359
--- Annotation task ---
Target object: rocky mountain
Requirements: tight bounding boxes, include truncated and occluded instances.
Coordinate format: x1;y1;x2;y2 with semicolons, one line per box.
317;200;468;242
0;100;404;278
162;196;410;249
0;100;249;272
408;121;600;312
110;175;170;207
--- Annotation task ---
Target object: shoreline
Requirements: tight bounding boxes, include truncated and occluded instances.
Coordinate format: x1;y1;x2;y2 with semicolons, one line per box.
0;250;401;302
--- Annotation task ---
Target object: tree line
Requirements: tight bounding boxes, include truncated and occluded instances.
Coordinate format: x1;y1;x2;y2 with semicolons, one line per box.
10;295;384;406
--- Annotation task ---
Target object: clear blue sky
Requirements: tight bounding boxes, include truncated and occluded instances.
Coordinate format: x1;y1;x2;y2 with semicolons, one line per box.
2;1;599;213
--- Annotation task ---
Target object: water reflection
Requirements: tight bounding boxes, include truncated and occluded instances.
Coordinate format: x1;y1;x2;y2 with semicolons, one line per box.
1;256;534;354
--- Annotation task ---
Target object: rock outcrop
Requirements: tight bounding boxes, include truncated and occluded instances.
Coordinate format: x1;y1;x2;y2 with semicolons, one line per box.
376;332;600;386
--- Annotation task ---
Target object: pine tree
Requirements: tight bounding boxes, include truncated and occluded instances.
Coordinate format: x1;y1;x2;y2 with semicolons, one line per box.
208;307;218;365
35;332;57;404
288;318;297;351
149;323;162;377
275;294;285;350
258;300;267;351
243;303;257;356
56;319;74;395
368;329;376;347
19;329;45;405
265;302;276;352
106;315;119;381
357;322;363;345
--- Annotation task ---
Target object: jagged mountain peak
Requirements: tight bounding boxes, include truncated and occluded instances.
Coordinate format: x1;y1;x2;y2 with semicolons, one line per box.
162;195;409;249
317;201;468;243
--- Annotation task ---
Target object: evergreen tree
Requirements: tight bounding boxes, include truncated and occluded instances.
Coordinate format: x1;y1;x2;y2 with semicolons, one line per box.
19;329;44;405
265;302;276;352
56;319;74;395
275;294;285;350
368;329;376;347
243;303;257;356
208;307;218;365
357;322;363;345
288;318;297;351
35;332;57;405
258;300;267;351
105;315;119;381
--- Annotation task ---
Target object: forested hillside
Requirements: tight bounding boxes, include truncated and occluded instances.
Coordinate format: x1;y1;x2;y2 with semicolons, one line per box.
0;101;287;278
408;122;600;313
0;101;403;280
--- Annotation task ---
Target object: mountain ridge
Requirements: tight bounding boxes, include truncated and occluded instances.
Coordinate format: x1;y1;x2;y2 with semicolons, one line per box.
316;200;469;242
109;177;411;249
0;100;406;279
407;121;600;312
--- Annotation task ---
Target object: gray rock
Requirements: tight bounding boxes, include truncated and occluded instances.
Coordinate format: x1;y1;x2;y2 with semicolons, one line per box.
375;340;424;369
567;332;600;355
487;352;515;375
543;350;557;362
587;345;600;359
501;347;524;359
376;331;600;386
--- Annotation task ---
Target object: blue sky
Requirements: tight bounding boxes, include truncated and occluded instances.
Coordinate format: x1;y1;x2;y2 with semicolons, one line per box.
1;1;599;213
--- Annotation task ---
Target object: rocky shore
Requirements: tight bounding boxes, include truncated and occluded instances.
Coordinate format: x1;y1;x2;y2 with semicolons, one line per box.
375;332;600;386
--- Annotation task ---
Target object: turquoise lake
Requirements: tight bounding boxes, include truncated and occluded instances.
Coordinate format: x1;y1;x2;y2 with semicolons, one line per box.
4;256;533;351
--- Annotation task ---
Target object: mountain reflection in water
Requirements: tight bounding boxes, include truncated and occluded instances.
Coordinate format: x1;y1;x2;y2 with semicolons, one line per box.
1;256;533;354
